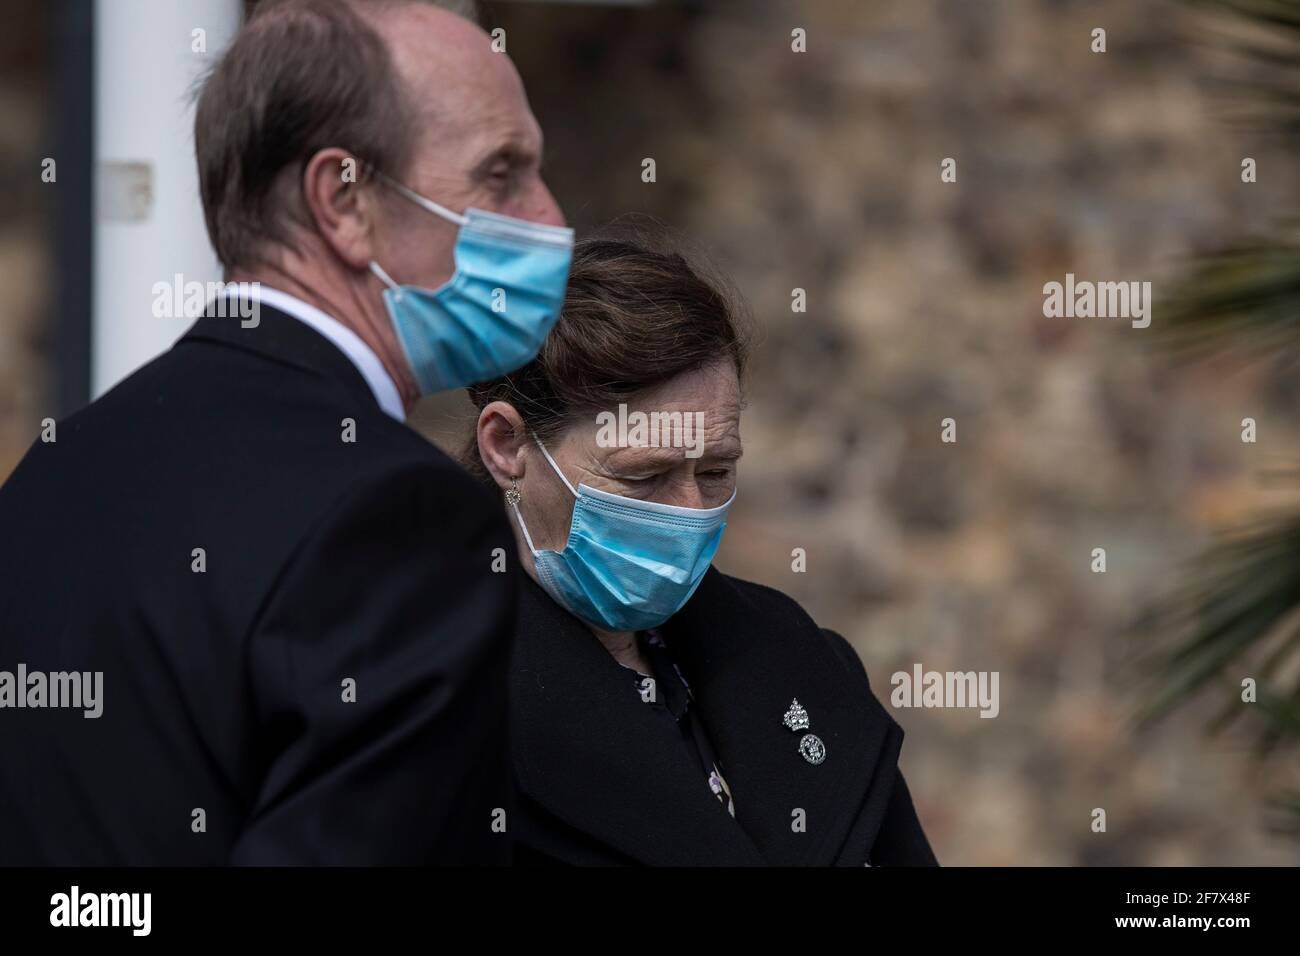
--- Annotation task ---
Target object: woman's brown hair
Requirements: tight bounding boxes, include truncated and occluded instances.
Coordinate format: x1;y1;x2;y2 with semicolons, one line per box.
464;229;751;483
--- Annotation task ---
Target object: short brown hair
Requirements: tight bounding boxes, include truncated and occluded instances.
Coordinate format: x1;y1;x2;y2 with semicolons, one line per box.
465;230;752;481
195;0;474;273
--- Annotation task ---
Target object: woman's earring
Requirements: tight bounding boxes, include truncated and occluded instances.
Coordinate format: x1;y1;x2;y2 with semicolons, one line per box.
505;477;521;507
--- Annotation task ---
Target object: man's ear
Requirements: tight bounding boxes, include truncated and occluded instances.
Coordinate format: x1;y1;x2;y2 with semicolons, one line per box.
301;148;379;270
477;401;529;490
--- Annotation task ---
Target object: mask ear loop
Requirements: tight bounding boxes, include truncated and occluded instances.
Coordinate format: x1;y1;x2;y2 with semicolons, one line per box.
507;437;578;557
371;168;469;227
369;260;401;296
367;162;468;304
533;437;579;498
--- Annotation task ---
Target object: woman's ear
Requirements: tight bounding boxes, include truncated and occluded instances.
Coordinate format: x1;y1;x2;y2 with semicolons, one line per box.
476;401;529;490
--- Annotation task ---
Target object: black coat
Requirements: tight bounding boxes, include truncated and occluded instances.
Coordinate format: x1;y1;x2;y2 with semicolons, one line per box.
0;305;516;865
509;569;938;865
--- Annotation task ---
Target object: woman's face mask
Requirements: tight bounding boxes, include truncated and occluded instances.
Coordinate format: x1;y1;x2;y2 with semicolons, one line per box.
510;437;736;633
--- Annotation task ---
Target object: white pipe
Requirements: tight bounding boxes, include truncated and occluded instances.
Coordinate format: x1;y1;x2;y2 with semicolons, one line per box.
92;0;241;397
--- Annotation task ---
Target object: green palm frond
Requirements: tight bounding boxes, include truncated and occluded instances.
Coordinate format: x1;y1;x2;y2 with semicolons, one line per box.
1138;512;1300;742
1158;235;1300;363
1190;0;1300;35
1152;0;1300;838
1266;791;1300;836
1188;0;1300;146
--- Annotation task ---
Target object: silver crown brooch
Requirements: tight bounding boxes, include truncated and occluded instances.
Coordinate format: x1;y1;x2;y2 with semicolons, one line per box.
782;698;826;765
782;698;810;732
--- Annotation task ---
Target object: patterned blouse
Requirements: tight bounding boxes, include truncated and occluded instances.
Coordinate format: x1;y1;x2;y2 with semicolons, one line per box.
620;629;736;818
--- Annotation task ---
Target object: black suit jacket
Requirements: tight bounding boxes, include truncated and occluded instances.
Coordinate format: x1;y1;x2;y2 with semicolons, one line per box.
0;304;515;864
509;569;938;865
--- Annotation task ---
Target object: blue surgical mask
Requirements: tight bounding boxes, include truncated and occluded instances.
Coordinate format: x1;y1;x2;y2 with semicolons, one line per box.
511;439;735;632
369;174;573;394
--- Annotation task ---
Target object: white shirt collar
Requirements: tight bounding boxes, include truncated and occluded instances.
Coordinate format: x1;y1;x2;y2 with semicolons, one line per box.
225;284;405;422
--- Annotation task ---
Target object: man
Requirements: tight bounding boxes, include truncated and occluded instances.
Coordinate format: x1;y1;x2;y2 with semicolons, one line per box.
0;0;568;864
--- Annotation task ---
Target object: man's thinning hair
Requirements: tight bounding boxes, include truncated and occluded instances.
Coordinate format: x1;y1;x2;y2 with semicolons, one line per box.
194;0;478;275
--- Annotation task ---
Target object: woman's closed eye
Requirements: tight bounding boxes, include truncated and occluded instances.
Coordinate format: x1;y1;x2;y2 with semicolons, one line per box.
614;473;665;491
616;463;735;483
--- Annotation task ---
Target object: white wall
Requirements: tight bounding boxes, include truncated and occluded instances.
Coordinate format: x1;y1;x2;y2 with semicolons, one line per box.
93;0;242;397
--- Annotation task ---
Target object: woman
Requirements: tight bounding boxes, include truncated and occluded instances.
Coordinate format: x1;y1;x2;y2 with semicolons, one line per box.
468;234;937;866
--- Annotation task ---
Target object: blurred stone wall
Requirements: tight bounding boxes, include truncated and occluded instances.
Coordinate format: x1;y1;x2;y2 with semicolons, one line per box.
3;0;1296;864
0;0;52;479
433;0;1298;864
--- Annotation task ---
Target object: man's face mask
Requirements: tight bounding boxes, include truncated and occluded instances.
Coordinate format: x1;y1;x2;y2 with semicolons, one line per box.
369;172;574;394
510;438;735;632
